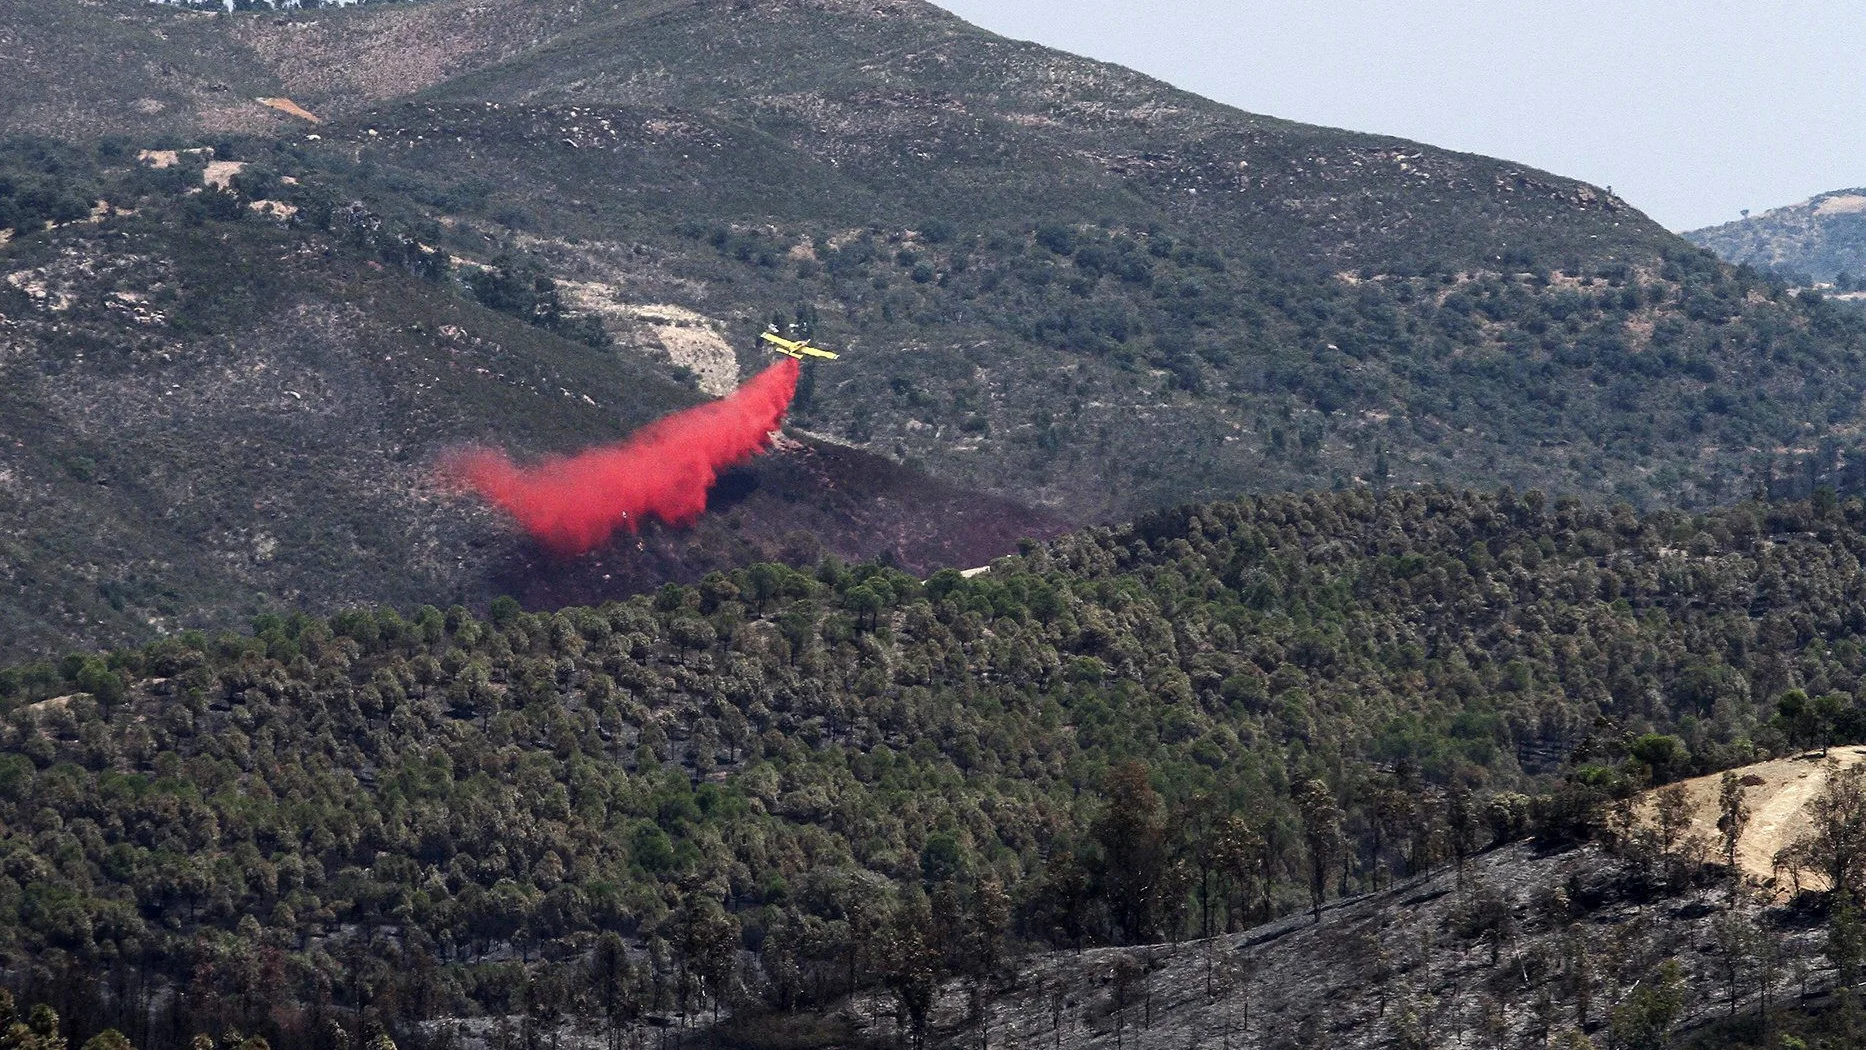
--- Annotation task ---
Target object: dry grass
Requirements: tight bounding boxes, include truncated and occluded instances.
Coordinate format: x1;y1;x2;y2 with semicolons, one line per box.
232;0;574;114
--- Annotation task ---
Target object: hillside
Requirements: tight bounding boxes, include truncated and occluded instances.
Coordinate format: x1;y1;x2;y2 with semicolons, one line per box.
1642;745;1866;888
280;0;1866;518
11;0;1866;662
0;0;616;140
899;838;1824;1050
8;489;1866;1048
1686;189;1866;285
0;140;1060;663
943;751;1866;1050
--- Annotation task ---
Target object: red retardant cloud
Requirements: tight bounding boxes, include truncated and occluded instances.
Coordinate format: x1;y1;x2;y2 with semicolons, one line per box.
441;357;801;555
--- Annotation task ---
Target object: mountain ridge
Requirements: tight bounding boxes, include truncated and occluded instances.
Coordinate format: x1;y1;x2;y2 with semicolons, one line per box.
1686;187;1866;285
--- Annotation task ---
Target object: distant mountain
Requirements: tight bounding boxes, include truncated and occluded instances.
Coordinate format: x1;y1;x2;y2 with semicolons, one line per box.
9;0;1866;660
1685;188;1866;284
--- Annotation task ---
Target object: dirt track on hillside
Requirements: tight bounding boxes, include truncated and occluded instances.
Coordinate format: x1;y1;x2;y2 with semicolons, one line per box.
1644;745;1866;888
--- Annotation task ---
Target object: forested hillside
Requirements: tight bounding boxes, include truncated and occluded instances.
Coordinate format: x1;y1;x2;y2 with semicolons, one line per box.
7;488;1866;1048
16;1;1866;1048
12;0;1866;664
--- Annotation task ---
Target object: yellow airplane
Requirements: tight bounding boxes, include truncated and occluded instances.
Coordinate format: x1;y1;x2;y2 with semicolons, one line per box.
760;330;840;361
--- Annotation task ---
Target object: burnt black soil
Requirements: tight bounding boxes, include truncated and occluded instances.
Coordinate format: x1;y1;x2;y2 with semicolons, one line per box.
485;437;1070;610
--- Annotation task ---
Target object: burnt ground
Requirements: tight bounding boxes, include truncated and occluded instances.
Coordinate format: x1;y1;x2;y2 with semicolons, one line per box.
484;435;1072;611
849;842;1836;1050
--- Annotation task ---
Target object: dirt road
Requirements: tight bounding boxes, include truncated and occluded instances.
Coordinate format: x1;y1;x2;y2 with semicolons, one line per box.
1643;745;1866;888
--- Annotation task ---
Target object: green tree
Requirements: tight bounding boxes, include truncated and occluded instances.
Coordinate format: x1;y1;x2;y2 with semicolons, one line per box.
745;563;784;615
1295;780;1343;922
880;896;943;1050
589;931;636;1050
1093;762;1170;943
1832;890;1866;990
1717;771;1751;874
489;595;522;628
80;1032;133;1050
1778;690;1818;753
845;584;884;631
1;1004;63;1050
1608;959;1685;1050
1627;733;1689;783
1815;693;1848;756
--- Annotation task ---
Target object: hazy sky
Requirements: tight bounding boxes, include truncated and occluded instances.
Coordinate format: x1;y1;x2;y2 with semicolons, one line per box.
928;1;1866;232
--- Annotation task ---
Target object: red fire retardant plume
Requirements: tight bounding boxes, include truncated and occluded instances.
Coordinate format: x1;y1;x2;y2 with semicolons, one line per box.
441;357;801;555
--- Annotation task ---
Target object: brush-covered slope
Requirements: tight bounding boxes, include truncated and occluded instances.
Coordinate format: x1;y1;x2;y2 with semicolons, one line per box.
7;488;1866;1048
0;142;1059;663
11;0;1866;662
297;0;1858;517
0;0;621;139
1687;188;1866;285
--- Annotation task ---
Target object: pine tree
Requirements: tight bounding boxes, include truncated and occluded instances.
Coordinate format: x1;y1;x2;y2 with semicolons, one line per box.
1295;780;1342;922
1717;771;1751;874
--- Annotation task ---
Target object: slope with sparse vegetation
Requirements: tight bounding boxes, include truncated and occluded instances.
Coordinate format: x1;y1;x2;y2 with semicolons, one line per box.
1687;189;1866;286
0;138;1059;663
11;0;1866;666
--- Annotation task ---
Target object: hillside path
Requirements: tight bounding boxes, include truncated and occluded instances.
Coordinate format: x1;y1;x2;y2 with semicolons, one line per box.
1644;745;1866;887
